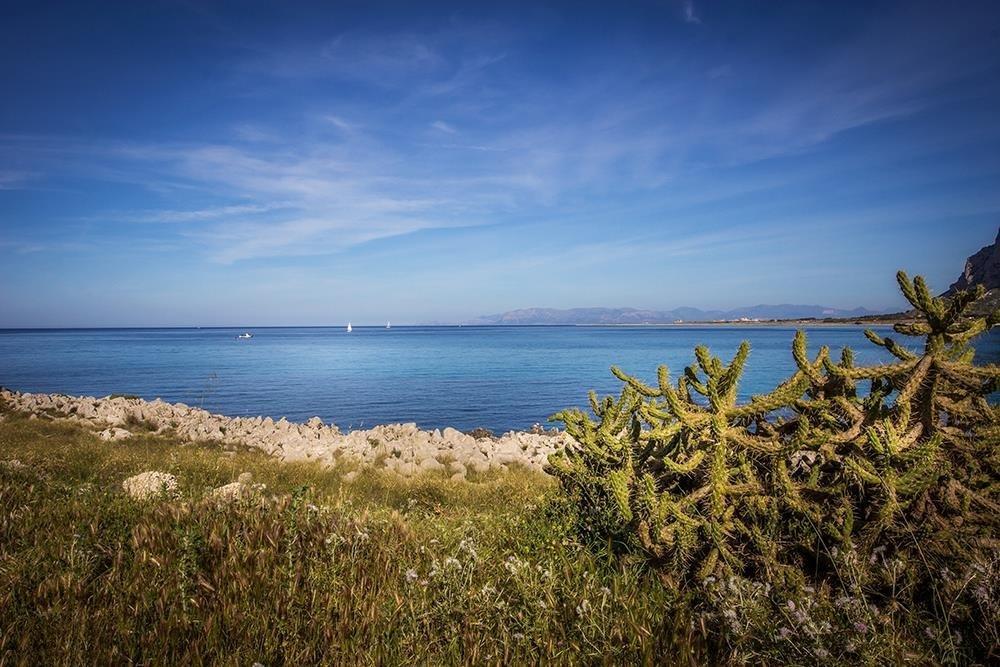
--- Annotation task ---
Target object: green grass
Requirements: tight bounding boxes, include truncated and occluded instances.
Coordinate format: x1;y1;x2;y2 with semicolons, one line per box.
0;409;694;665
1;407;986;665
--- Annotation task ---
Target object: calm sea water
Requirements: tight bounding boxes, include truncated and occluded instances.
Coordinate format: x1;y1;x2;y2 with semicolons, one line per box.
1;326;997;432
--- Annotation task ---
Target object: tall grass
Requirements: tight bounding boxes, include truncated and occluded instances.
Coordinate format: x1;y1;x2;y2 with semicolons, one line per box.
0;411;692;664
0;407;984;664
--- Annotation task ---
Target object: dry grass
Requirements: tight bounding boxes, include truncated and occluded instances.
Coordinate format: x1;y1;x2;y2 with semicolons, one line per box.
0;409;691;665
0;406;985;665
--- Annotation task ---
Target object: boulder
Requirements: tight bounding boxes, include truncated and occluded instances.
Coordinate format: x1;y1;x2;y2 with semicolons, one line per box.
99;427;133;442
209;472;265;503
418;457;446;473
123;471;178;501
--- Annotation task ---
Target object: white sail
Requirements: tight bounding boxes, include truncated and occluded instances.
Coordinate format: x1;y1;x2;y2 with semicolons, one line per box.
386;321;391;329
347;322;352;332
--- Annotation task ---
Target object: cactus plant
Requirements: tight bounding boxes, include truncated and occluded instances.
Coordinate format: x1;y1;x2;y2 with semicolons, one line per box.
548;270;1000;623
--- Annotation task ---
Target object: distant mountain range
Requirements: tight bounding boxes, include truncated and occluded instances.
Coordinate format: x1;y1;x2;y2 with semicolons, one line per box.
467;305;879;325
465;227;1000;326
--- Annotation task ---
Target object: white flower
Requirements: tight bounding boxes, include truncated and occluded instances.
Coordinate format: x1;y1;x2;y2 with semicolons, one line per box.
405;568;419;583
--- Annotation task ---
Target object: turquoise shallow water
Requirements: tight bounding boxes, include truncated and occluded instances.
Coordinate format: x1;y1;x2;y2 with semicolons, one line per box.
1;326;997;432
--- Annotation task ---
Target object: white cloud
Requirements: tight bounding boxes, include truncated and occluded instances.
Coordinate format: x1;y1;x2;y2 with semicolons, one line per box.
683;1;701;24
0;170;36;190
4;4;991;266
431;120;457;134
324;115;357;132
121;202;292;223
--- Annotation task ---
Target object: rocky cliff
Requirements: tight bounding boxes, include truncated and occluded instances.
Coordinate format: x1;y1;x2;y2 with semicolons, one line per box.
945;227;1000;315
946;227;1000;295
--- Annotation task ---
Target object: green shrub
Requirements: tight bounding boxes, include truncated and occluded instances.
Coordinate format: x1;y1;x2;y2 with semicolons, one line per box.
547;271;1000;661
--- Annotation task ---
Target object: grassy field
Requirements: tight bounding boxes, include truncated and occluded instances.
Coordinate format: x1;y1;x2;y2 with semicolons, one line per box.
0;407;697;665
1;404;986;665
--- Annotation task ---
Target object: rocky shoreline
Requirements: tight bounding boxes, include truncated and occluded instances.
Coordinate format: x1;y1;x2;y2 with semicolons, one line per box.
0;388;569;479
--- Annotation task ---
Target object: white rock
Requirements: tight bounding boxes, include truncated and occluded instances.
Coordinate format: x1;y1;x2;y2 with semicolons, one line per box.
2;388;570;480
123;471;178;501
418;457;446;473
99;427;133;441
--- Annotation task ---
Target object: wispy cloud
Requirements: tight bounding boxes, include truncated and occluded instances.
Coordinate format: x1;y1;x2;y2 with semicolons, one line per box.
324;115;359;133
243;31;446;86
431;120;457;134
0;170;36;190
116;202;292;224
683;1;701;25
3;3;993;268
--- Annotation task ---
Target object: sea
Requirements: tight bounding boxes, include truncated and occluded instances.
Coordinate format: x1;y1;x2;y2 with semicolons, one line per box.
1;326;997;433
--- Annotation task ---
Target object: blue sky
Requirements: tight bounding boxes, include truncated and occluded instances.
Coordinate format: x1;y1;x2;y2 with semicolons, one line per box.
1;0;999;326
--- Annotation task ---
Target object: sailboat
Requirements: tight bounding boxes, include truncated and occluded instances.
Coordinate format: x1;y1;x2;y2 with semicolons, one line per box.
347;322;353;333
386;321;391;329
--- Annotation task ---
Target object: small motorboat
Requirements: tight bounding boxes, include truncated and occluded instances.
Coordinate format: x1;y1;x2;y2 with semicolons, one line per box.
236;332;253;339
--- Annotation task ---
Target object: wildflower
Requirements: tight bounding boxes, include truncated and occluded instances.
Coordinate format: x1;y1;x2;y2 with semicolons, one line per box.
815;648;829;659
444;556;461;570
306;503;318;512
503;555;524;574
786;600;796;612
405;568;419;583
458;538;478;560
600;586;611;596
778;627;793;640
576;599;591;617
513;632;525;641
853;621;868;634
